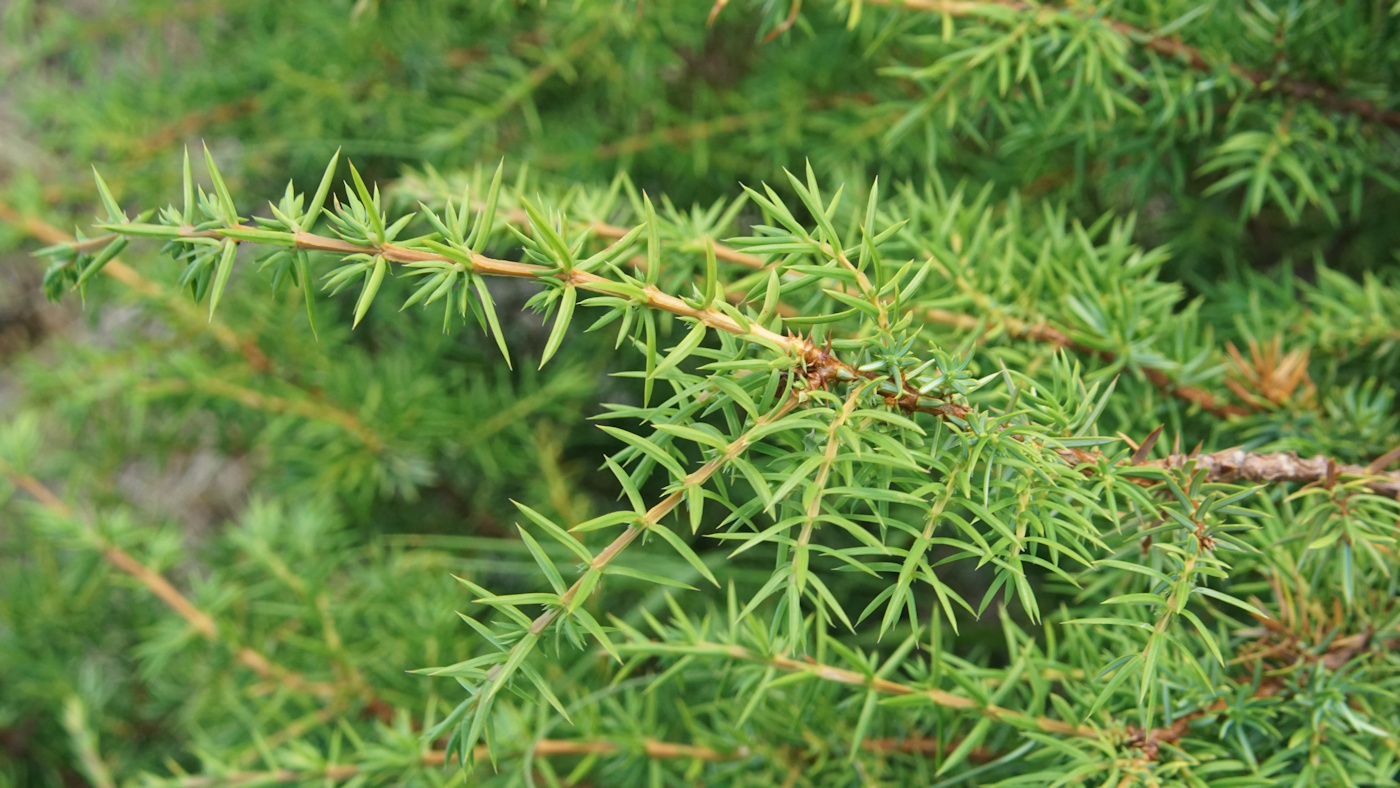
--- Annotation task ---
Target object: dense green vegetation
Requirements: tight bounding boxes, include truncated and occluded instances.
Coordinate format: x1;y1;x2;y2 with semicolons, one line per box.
2;1;1399;785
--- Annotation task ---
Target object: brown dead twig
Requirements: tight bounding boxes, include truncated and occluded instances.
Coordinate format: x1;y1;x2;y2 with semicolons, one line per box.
1236;573;1387;673
1141;446;1400;499
1112;422;1400;498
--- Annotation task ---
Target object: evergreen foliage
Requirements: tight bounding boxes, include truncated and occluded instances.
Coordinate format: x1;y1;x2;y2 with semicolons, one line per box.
2;1;1399;786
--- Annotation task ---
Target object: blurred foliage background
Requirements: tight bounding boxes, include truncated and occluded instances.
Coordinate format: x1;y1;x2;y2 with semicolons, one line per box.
1;0;1398;785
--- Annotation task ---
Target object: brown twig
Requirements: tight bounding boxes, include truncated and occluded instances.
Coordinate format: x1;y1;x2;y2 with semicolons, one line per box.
147;221;973;423
1133;446;1400;499
1124;626;1377;760
1123;678;1286;761
920;307;1250;419
762;0;804;44
1237;573;1380;672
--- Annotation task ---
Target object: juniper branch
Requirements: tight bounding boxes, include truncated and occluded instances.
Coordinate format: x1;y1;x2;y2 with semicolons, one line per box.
110;219;971;420
533;195;1254;418
137;378;384;452
153;738;743;787
22;200;1259;423
74;165;1400;502
0;459;342;702
14;4;1400;784
0;200;272;372
620;638;1101;739
860;0;1400;130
